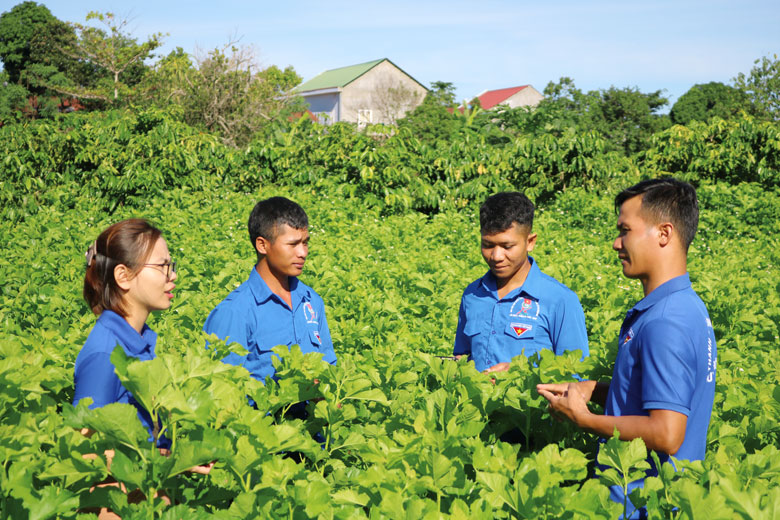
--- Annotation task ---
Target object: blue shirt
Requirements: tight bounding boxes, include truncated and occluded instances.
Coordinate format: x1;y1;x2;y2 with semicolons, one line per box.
73;310;164;445
203;268;337;382
453;257;589;371
604;273;717;516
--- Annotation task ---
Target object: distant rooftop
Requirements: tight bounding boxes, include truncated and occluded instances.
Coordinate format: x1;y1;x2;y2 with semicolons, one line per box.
475;86;529;110
295;59;385;92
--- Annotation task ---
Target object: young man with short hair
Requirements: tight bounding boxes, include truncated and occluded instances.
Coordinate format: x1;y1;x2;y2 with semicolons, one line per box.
537;178;717;517
454;191;589;372
204;197;337;381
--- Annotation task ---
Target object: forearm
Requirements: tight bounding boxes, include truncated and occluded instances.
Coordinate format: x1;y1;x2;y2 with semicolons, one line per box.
576;411;684;455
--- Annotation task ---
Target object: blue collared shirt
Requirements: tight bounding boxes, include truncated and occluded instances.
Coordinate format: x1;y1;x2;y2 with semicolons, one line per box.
73;310;163;444
604;273;717;516
203;268;337;382
453;257;588;371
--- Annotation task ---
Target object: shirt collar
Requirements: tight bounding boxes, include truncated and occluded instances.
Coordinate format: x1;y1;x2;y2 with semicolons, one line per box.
248;267;311;309
97;310;156;356
631;273;692;312
479;256;542;300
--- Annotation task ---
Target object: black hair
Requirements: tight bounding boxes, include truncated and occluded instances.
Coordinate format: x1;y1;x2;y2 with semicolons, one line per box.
615;178;699;250
248;197;308;252
479;192;535;234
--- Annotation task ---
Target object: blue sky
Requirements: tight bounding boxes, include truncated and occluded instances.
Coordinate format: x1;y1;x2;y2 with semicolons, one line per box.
33;0;780;108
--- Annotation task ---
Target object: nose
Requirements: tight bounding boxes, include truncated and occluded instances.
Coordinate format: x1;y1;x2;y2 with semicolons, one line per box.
612;236;622;251
491;247;505;262
169;269;178;282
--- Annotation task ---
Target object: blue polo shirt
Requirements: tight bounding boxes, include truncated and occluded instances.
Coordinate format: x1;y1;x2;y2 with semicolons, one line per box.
73;310;164;445
604;273;717;516
453;257;588;371
203;268;337;382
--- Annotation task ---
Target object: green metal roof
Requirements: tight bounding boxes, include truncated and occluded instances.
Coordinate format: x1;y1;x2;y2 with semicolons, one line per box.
295;59;385;92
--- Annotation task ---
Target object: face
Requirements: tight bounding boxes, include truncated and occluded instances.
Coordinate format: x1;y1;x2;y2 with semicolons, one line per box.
613;195;659;280
124;237;177;313
257;224;309;277
481;223;537;283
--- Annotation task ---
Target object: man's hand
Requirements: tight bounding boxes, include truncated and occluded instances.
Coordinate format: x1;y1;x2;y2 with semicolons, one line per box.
537;381;593;424
484;362;510;373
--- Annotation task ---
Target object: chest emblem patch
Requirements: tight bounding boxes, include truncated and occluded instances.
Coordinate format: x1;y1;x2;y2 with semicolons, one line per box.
313;330;321;344
511;323;532;337
509;297;539;319
303;302;317;324
623;328;634;345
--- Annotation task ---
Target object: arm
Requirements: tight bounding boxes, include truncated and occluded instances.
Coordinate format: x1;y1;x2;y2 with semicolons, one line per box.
550;291;589;359
317;300;337;365
453;294;470;358
203;304;249;366
73;352;122;408
537;380;686;454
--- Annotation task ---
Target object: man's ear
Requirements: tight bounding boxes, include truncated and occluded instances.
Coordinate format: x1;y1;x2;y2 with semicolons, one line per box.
526;232;538;252
255;236;270;256
114;264;132;290
657;222;674;247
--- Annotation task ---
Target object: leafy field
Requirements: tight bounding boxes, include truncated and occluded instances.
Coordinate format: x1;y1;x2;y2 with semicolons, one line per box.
1;112;780;518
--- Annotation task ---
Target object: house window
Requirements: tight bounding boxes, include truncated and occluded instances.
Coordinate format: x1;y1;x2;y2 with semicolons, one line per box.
357;109;373;127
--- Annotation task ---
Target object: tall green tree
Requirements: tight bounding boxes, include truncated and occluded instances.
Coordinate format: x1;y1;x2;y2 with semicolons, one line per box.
397;81;465;144
0;2;80;118
143;43;303;146
62;11;165;104
670;82;752;125
733;53;780;121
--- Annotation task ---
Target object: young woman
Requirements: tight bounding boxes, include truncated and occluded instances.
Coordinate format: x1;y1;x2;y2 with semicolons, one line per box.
74;218;176;445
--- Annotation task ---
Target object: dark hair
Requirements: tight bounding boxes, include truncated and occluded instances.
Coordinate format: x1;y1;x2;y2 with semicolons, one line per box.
480;192;535;234
615;178;699;250
83;219;162;316
248;197;308;252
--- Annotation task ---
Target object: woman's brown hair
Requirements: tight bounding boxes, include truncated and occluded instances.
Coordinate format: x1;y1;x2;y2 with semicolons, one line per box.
83;219;162;316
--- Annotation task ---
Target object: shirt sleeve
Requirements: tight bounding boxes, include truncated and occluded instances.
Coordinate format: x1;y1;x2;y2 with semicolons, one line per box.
203;303;250;366
639;319;697;416
317;300;337;365
73;352;122;408
453;293;470;356
549;291;589;359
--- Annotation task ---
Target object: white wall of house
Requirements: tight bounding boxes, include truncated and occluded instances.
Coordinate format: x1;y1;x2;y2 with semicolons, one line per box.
341;61;427;126
504;86;544;109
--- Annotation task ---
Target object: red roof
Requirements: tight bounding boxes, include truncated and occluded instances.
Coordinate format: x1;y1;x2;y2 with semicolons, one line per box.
475;85;528;110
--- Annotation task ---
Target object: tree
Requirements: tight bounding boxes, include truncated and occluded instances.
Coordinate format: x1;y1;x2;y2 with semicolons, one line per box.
587;86;670;155
62;11;165;103
144;43;303;146
670;82;752;125
429;80;457;107
0;1;57;84
397;81;465;143
733;53;780;121
0;2;82;117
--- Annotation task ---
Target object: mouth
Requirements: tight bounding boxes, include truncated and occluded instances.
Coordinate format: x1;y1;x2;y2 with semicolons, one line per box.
165;285;175;299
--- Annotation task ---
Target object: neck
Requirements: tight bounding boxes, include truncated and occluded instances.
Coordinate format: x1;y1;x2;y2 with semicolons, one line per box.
641;256;687;296
495;257;532;297
123;308;150;334
256;260;290;294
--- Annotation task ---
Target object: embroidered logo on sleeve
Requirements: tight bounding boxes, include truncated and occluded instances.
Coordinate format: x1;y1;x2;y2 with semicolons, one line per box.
511;323;532;337
313;330;321;344
303;302;318;324
623;328;634;344
509;297;539;319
